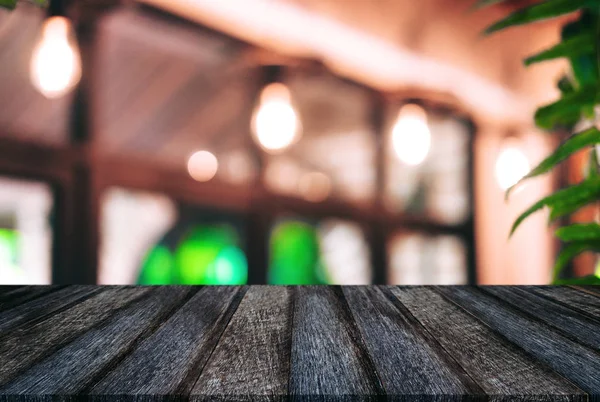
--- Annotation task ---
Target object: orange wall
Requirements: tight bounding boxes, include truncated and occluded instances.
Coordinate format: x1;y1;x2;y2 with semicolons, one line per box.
475;128;556;284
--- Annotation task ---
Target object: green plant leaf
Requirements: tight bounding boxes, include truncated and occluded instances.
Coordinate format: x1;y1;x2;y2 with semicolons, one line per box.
0;0;17;9
556;223;600;241
524;34;595;66
588;147;600;178
506;127;600;198
553;241;600;280
554;275;600;285
510;178;600;236
562;11;599;87
484;0;592;35
557;75;576;95
534;85;599;130
571;53;599;88
547;180;600;222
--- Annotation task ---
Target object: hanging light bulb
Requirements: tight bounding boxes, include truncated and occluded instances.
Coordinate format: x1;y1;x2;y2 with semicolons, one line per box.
251;82;302;153
391;104;431;166
30;16;82;99
494;136;530;190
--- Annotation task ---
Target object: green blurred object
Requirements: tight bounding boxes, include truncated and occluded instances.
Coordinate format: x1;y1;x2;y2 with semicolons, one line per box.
138;245;174;285
137;224;248;285
0;228;18;264
269;220;327;285
0;229;22;282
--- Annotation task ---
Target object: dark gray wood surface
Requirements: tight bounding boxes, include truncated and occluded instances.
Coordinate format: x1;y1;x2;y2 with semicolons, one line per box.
0;285;597;402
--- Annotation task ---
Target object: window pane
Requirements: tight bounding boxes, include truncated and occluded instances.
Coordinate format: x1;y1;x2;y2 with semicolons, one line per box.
385;106;471;224
269;217;371;284
263;71;376;204
99;187;247;285
0;176;53;284
388;232;467;285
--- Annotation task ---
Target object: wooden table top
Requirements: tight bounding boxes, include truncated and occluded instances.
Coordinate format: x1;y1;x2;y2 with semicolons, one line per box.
0;285;598;401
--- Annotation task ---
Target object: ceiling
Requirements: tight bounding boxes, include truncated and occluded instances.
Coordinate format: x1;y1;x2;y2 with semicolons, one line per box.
138;0;571;126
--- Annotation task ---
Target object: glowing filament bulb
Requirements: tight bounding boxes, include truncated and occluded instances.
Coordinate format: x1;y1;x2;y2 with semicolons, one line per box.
251;83;301;153
30;16;82;99
391;104;431;166
494;138;530;190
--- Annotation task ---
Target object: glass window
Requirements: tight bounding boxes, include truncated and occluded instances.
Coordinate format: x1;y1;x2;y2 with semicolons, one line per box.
384;105;471;225
262;71;377;205
0;176;53;284
388;232;467;285
99;187;247;285
269;217;371;285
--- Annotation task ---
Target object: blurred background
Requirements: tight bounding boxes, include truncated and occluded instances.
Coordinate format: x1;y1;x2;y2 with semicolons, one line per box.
0;0;594;285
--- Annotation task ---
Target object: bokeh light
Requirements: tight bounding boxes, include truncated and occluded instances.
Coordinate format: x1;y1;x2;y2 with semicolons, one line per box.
391;104;431;166
187;150;218;182
269;220;323;285
494;140;530;190
298;172;331;202
138;245;174;285
252;83;301;153
137;224;247;285
30;16;81;99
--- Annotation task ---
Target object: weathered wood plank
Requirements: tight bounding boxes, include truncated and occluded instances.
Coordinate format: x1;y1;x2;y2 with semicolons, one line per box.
528;286;600;319
0;286;193;395
436;286;600;395
0;286;26;297
0;286;63;311
577;285;600;297
88;286;246;396
0;286;152;386
482;286;600;350
390;286;586;401
289;286;383;401
0;285;101;335
343;286;482;401
191;286;292;401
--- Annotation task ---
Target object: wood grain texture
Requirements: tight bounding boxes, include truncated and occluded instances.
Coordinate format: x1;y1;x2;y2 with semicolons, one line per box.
0;286;152;386
343;286;482;401
289;286;383;401
191;286;293;401
0;286;597;401
529;286;600;319
389;286;586;401
0;286;26;297
0;286;62;311
578;285;600;297
0;285;101;335
89;286;246;396
0;286;193;395
482;286;600;350
436;286;600;396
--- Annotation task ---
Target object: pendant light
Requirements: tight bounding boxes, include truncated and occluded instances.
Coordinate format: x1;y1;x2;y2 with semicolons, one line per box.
30;0;82;99
391;103;431;166
251;65;302;154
